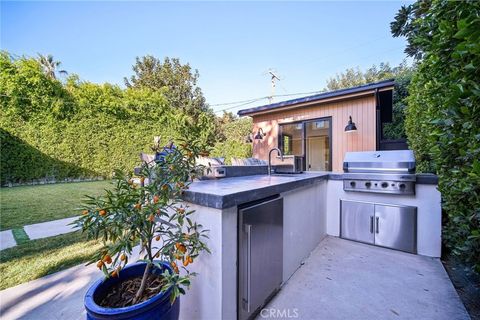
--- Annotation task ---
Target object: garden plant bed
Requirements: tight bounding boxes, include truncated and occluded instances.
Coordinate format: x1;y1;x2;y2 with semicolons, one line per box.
99;273;166;308
442;254;480;319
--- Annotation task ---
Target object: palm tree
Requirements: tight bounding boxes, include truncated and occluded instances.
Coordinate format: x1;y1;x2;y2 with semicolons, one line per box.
37;54;68;79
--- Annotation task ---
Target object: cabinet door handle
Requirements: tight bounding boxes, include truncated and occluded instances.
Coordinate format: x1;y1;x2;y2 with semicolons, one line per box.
370;216;374;233
375;216;379;233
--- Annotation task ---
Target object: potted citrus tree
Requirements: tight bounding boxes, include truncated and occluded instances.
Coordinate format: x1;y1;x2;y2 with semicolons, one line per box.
76;140;209;320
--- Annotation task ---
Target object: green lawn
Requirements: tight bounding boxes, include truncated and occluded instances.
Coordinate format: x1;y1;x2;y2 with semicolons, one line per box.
0;231;102;290
0;180;110;231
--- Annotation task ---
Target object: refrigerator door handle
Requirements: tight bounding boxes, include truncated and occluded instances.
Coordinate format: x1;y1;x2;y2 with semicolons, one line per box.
375;216;379;233
370;216;374;233
245;224;252;313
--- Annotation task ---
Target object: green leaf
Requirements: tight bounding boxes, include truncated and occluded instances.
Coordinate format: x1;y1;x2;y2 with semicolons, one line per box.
472;160;480;174
464;63;475;70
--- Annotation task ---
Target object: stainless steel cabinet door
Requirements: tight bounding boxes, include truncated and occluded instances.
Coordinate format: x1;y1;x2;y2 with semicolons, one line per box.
374;204;417;253
239;197;283;320
340;200;375;244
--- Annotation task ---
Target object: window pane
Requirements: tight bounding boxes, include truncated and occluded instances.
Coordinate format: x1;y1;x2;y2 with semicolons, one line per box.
306;120;329;135
279;123;303;156
306;120;330;171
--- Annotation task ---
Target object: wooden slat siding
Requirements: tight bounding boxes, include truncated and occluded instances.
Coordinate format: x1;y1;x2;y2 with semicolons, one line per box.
244;86;393;117
364;98;370;151
251;95;376;172
335;101;342;165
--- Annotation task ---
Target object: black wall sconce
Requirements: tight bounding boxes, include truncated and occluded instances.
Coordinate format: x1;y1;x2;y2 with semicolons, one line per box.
254;128;265;140
344;116;357;133
245;128;265;143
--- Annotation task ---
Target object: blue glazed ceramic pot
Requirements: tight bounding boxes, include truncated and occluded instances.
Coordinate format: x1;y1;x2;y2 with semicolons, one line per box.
84;261;180;320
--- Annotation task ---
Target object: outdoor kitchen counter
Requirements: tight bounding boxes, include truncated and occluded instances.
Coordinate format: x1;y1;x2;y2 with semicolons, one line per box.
179;172;329;320
182;172;329;209
182;171;438;209
177;169;440;320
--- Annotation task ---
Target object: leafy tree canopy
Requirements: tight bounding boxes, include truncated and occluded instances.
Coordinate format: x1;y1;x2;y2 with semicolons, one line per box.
37;53;68;80
325;61;411;91
325;62;414;140
0;51;74;120
124;56;209;117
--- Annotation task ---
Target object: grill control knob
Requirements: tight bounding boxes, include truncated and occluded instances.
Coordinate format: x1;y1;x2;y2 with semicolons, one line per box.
381;182;389;188
365;182;372;188
399;183;406;190
350;181;356;187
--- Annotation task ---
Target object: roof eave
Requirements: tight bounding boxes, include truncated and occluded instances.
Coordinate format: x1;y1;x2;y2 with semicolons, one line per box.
237;80;395;117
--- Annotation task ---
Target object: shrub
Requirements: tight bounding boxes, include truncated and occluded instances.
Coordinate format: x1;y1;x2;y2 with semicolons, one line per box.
392;0;480;271
211;114;252;163
382;72;412;141
0;52;217;184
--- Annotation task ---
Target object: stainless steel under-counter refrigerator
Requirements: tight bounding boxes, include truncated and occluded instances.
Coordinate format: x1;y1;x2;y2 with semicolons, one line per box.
238;195;283;320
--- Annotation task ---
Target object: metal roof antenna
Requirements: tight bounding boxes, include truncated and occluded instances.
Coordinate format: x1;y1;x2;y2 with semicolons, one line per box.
267;69;281;104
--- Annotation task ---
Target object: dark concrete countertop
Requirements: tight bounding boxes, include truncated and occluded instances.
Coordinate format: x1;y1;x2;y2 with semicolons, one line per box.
183;172;329;209
415;173;439;185
182;171;439;209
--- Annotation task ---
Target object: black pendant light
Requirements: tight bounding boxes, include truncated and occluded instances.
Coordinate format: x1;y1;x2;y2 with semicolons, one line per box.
345;116;357;133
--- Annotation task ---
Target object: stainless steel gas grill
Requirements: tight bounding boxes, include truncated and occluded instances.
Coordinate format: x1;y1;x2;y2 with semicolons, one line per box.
342;150;416;195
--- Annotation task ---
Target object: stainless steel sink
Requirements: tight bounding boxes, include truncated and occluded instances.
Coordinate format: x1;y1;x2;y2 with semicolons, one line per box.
271;167;304;175
272;159;303;174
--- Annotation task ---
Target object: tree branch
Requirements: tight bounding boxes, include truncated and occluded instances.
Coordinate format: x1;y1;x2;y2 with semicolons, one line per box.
133;262;151;305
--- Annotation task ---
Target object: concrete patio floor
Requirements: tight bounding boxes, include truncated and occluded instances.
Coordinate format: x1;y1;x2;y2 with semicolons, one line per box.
259;236;470;320
0;245;146;320
0;237;470;320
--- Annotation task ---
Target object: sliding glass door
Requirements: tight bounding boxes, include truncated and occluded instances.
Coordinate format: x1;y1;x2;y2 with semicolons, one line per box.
279;117;331;171
278;122;303;157
305;119;331;171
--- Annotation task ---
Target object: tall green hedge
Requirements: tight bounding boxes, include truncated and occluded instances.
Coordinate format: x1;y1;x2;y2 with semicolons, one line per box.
211;116;252;164
393;1;480;271
0;52;216;184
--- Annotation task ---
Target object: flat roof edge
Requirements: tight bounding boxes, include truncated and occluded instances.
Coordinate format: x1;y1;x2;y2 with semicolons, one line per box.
237;79;395;117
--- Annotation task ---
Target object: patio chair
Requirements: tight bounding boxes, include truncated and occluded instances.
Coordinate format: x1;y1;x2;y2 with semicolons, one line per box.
139;152;155;167
231;157;267;166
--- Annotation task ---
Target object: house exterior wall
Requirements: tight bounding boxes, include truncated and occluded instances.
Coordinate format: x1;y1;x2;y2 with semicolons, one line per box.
251;95;377;172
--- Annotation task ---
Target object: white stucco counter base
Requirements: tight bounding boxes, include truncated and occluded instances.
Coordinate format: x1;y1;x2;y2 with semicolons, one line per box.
178;173;442;320
179;178;328;320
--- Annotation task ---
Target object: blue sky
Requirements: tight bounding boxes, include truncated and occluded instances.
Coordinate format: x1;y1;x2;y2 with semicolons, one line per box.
1;1;411;113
